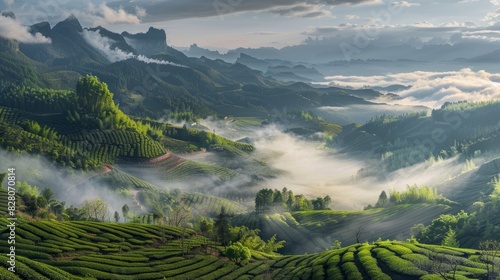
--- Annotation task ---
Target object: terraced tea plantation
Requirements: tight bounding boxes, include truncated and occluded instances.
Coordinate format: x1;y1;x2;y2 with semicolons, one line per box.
182;192;250;215
0;214;494;279
267;241;490;280
0;220;274;280
0;105;166;164
121;153;237;184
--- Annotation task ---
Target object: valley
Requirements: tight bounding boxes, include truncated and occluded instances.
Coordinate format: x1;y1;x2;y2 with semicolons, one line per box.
0;5;500;279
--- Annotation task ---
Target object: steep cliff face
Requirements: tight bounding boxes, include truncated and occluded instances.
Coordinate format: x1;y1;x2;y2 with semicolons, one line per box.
122;27;168;56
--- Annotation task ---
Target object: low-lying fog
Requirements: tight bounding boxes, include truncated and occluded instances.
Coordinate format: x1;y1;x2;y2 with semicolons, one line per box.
188;122;469;210
0;150;135;219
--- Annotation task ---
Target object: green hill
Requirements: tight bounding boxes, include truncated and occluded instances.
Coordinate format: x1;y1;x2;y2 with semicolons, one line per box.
339;101;500;173
0;76;167;168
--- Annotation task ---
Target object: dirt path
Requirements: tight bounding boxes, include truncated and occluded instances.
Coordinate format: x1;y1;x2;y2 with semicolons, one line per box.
146;153;172;164
66;164;113;192
130;190;146;212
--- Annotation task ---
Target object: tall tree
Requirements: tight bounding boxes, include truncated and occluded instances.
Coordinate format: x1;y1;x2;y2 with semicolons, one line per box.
273;189;285;212
40;187;54;204
324;195;331;209
114;211;120;223
375;190;389;208
122;204;129;222
81;198;109;221
169;204;192;227
215;206;232;246
286;190;295;211
441;228;460;248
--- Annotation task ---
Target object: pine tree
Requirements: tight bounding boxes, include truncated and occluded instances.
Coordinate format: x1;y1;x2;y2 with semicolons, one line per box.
214;206;231;247
442;228;460;248
375;190;389;208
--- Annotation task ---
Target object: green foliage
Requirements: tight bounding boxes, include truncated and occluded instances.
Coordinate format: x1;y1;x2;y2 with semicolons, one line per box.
342;261;363;279
225;242;251;264
441;228;460;248
162;125;254;155
488;175;500;204
0;118;98;169
4;231;491;280
17;181;38;197
80;198;109;222
73;75;125;130
263;234;286;254
358;248;391;280
388;185;453;206
375;191;389;208
0;78;167;168
312;195;331;210
0;85;75;114
372;247;426;276
215;206;232;246
255;188;330;213
330;240;342;250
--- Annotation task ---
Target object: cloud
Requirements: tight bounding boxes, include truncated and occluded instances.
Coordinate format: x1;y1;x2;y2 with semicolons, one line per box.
345;14;360;20
324;69;500;108
3;0;13;5
68;3;144;26
391;1;420;7
269;4;332;18
107;0;380;22
483;8;500;23
99;3;141;24
82;29;185;67
0;13;51;43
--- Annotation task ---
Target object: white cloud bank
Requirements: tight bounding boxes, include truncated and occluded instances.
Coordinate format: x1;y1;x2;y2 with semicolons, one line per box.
324;68;500;108
0;14;51;43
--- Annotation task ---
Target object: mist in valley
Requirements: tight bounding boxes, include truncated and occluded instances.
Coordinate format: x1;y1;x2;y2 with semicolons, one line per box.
184;120;473;210
0;149;138;219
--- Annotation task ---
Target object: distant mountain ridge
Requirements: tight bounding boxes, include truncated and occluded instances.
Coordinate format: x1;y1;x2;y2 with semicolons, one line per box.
0;15;399;120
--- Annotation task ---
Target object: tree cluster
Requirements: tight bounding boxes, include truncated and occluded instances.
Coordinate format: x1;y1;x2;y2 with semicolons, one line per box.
12;181;65;220
200;206;285;256
368;185;455;209
411;176;500;247
255;187;331;213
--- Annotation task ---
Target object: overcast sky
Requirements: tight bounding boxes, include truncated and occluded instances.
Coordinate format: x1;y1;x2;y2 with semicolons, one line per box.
1;0;500;50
